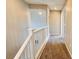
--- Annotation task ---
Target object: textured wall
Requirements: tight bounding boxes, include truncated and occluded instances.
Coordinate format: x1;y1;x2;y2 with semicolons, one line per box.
6;0;31;59
49;11;61;36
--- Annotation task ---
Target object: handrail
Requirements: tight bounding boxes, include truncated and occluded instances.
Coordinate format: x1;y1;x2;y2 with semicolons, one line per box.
14;32;32;59
14;26;48;59
33;26;48;32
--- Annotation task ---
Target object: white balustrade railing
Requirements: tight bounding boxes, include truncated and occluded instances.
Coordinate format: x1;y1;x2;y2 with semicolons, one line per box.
14;26;48;59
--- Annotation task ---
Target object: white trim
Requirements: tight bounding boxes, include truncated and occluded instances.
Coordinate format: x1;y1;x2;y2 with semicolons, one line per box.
47;8;50;36
49;10;65;38
65;42;72;57
33;26;48;32
35;36;49;59
61;8;66;38
49;35;64;39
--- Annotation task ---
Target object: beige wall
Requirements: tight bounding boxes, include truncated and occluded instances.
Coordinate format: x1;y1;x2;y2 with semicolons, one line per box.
6;0;31;59
49;11;61;36
63;0;72;55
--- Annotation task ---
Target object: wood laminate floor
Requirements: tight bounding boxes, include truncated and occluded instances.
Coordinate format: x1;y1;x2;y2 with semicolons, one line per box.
39;39;71;59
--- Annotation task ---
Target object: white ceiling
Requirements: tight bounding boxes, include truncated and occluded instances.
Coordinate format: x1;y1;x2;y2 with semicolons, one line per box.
25;0;66;10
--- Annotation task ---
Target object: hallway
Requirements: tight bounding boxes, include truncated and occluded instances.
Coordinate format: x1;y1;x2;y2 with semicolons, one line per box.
40;38;71;59
6;0;72;59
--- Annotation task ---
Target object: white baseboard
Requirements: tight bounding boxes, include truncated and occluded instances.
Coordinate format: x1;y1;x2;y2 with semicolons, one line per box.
35;36;49;59
49;35;63;39
65;42;72;57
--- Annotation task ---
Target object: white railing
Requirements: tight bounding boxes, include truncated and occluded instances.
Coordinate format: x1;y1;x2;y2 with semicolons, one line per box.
33;26;48;59
14;26;48;59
